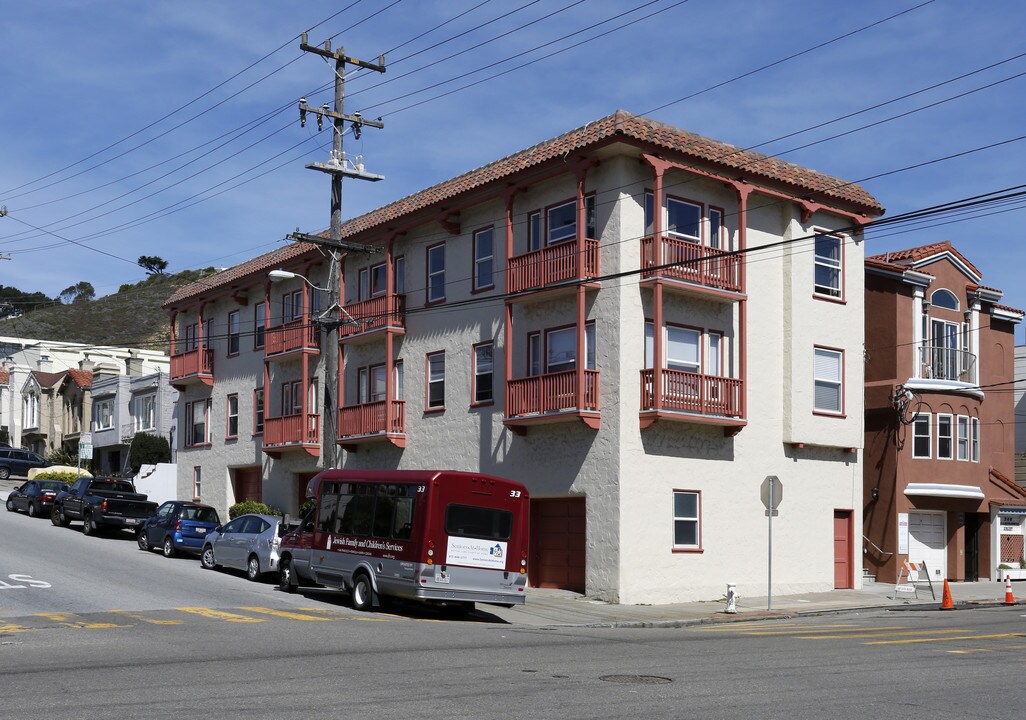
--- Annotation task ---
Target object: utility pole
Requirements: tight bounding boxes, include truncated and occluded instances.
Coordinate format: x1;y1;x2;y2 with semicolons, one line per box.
298;33;385;469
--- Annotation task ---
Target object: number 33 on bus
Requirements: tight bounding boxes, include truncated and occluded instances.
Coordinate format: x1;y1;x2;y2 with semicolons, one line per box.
278;470;530;616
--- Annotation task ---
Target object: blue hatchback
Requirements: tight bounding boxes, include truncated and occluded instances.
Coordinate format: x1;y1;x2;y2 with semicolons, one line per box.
138;501;221;558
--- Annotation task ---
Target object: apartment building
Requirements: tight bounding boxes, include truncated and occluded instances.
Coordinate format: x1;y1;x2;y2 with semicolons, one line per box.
163;111;883;604
863;242;1026;585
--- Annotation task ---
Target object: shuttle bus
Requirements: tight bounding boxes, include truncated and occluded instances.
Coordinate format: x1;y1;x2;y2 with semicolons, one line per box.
278;469;530;614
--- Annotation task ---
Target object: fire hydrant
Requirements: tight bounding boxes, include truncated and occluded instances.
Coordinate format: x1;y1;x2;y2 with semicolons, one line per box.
726;583;739;614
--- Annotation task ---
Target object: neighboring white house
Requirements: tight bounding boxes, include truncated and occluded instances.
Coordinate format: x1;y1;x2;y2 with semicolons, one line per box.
0;338;169;450
163;111;883;604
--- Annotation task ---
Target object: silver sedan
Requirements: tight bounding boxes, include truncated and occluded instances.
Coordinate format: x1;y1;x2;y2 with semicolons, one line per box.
199;513;284;581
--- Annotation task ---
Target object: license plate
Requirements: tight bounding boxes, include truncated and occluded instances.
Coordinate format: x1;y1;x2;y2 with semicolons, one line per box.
195;528;207;534
125;518;139;525
435;569;450;584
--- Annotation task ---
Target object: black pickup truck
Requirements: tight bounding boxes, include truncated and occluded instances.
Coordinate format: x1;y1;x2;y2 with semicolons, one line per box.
51;477;158;536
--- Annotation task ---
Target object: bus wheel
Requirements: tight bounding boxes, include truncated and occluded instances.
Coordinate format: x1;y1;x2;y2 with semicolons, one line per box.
279;559;297;594
351;573;374;612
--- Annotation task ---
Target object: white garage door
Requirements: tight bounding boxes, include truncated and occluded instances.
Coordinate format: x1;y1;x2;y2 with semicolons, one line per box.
908;512;946;580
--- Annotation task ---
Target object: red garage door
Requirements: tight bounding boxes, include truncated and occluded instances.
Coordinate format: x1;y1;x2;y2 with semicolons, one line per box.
530;497;585;592
233;467;262;503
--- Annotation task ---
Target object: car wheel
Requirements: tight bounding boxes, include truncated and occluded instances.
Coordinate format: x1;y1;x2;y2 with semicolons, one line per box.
137;530;150;552
0;467;9;480
162;537;175;558
82;512;96;536
5;498;13;512
279;559;297;593
246;555;261;582
200;545;217;570
351;573;374;612
27;501;37;518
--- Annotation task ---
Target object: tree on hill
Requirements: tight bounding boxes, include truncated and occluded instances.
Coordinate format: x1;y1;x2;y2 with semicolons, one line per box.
59;281;95;304
138;255;168;276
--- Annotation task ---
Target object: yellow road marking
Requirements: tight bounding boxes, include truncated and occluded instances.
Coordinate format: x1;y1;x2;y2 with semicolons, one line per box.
238;607;343;621
297;607;396;622
0;623;33;634
176;607;265;623
946;649;992;654
33;612;129;629
799;628;969;640
741;626;909;636
698;623;837;632
866;633;1026;646
109;610;183;625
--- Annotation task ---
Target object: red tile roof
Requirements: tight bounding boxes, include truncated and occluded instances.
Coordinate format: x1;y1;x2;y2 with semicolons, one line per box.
866;240;982;278
166;111;884;306
63;370;93;389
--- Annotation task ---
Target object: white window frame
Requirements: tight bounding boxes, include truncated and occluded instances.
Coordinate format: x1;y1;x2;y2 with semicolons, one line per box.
227;310;240;356
971;416;980;462
135;393;156;431
672;490;701;550
473;227;494;291
666;197;702;242
427;351;445;410
936;413;953;460
226;394;239;438
813;347;843;414
193;466;202;498
956;415;969;461
427;243;446;303
546;200;577;245
814;232;843;299
94;397;114;431
912;412;932;459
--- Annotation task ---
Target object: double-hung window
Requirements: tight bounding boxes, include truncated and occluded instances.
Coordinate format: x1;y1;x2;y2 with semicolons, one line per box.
226;394;239;439
666;197;701;242
912;413;931;459
427;352;445;410
545;323;596;374
370;263;387;297
672;490;701;550
814;233;843;298
971;417;980;462
473;342;494;405
473;228;494;290
813;347;843;414
957;416;969;461
227;310;240;356
254;389;264;434
937;414;953;459
427;243;446;303
185;399;210;447
528;211;542;251
136;393;156;431
254;302;265;350
547;200;576;244
393;256;405;295
94;398;114;431
282;290;303;323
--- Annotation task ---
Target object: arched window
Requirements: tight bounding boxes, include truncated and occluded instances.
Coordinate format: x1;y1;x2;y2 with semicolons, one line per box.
931;289;959;310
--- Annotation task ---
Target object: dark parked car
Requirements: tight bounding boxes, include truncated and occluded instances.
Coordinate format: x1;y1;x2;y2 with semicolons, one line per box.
0;448;51;479
200;513;286;581
5;480;66;517
138;501;220;557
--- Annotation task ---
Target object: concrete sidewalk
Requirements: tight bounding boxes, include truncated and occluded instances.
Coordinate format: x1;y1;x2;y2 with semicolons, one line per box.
483;579;1022;628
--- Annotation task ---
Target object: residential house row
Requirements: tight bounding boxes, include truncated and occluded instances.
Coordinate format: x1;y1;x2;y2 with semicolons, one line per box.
163;111;883;604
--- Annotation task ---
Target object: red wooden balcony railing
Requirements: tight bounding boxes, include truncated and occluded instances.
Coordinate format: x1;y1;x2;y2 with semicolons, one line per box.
263;413;320;447
507;239;599;294
265;319;319;357
505;369;599;417
339;400;406;439
170;347;214;381
340;294;406;339
640;369;743;417
640;236;741;293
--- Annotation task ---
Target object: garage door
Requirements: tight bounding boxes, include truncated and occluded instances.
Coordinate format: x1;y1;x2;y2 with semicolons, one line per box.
232;467;262;503
908;512;946;580
530;497;585;592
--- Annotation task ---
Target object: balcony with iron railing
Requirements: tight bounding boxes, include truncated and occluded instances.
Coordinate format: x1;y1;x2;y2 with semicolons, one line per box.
504;369;600;431
639;368;746;432
640;236;742;298
338;400;406;449
265;319;320;360
339;293;406;342
170;347;214;389
917;345;977;385
262;413;320;458
507;239;600;296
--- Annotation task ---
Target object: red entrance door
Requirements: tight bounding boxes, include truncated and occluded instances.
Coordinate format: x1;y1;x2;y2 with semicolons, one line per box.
833;510;853;589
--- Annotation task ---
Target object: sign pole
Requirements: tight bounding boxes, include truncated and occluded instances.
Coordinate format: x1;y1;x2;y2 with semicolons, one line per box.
767;476;773;611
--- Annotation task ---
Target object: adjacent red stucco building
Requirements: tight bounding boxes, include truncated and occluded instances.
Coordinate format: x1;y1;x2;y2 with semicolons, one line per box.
864;241;1026;584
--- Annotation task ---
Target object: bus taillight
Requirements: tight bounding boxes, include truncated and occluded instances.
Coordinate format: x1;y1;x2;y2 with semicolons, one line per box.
521;549;527;574
426;539;435;565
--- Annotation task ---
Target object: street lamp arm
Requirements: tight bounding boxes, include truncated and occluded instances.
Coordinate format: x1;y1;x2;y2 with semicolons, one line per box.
268;268;329;293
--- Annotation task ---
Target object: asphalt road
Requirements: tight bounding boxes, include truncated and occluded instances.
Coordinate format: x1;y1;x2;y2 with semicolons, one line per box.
3;502;1026;719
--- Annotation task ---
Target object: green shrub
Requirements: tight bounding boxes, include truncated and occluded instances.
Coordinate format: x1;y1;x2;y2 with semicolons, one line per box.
46;447;79;467
128;433;171;473
228;501;283;520
32;470;81;485
299;499;315;517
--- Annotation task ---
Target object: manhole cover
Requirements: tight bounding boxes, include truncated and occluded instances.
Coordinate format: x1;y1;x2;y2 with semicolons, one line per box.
599;674;672;685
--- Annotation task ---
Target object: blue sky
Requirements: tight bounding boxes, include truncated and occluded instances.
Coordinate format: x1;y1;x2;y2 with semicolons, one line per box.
2;0;1025;338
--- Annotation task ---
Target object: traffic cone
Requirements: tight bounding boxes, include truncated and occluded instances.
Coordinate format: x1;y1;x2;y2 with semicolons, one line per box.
1004;575;1016;605
940;579;954;610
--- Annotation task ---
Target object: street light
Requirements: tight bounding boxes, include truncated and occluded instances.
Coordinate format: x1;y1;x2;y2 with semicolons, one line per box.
267;268;360;472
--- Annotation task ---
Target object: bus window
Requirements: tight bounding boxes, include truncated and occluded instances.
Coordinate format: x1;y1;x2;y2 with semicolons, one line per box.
393;496;414;539
318;492;339;533
372;493;395;538
334;493;355;534
351;494;375;536
445;504;512;541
